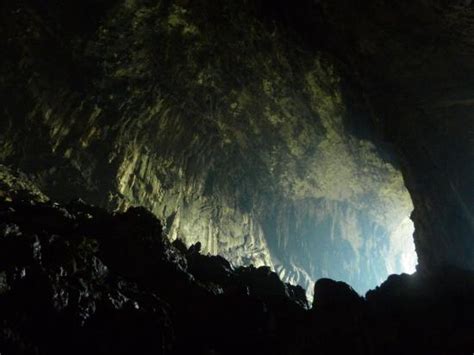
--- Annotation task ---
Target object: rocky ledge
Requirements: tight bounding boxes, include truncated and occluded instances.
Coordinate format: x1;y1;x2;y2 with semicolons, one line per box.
0;171;473;355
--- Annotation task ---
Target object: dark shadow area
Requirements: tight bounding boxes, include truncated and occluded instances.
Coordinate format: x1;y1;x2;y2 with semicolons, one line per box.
0;167;473;355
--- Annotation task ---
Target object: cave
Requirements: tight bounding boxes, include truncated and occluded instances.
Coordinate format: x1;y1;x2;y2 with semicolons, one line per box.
0;1;473;354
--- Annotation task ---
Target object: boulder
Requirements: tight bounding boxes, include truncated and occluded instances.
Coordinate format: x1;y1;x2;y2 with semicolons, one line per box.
312;278;363;310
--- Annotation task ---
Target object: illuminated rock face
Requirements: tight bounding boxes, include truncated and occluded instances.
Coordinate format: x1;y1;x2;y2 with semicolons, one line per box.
306;1;474;274
1;0;418;294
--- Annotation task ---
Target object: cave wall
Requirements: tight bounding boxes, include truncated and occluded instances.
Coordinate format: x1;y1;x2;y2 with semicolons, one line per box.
3;0;459;293
308;0;474;272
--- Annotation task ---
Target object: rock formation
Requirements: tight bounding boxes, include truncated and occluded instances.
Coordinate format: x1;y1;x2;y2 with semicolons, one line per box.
1;0;474;352
0;0;425;294
0;170;473;354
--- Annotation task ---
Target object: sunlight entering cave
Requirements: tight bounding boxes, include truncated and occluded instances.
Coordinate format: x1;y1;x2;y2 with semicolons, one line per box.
387;216;418;275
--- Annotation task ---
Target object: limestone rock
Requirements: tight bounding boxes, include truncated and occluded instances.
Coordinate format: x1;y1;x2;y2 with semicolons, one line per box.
0;0;418;295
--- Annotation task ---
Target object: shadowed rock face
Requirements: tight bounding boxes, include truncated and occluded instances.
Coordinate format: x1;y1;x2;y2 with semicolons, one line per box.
0;177;473;354
0;0;423;294
0;176;308;355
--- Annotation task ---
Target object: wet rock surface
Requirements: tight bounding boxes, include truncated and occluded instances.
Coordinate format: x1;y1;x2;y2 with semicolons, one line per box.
0;184;473;354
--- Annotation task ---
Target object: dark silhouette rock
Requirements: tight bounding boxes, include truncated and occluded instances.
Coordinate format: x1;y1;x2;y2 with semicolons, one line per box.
313;278;363;310
0;189;473;354
0;193;314;355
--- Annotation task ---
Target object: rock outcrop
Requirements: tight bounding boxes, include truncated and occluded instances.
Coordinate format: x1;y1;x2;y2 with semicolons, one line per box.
0;177;308;355
313;278;363;310
0;184;473;354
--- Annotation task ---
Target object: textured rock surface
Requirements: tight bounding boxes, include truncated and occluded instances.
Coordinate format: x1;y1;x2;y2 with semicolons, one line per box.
286;0;474;273
0;0;420;294
0;186;473;354
0;165;49;203
0;178;309;355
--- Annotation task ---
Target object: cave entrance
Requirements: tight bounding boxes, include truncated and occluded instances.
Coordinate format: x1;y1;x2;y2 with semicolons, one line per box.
163;56;420;297
262;115;420;296
267;175;419;297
